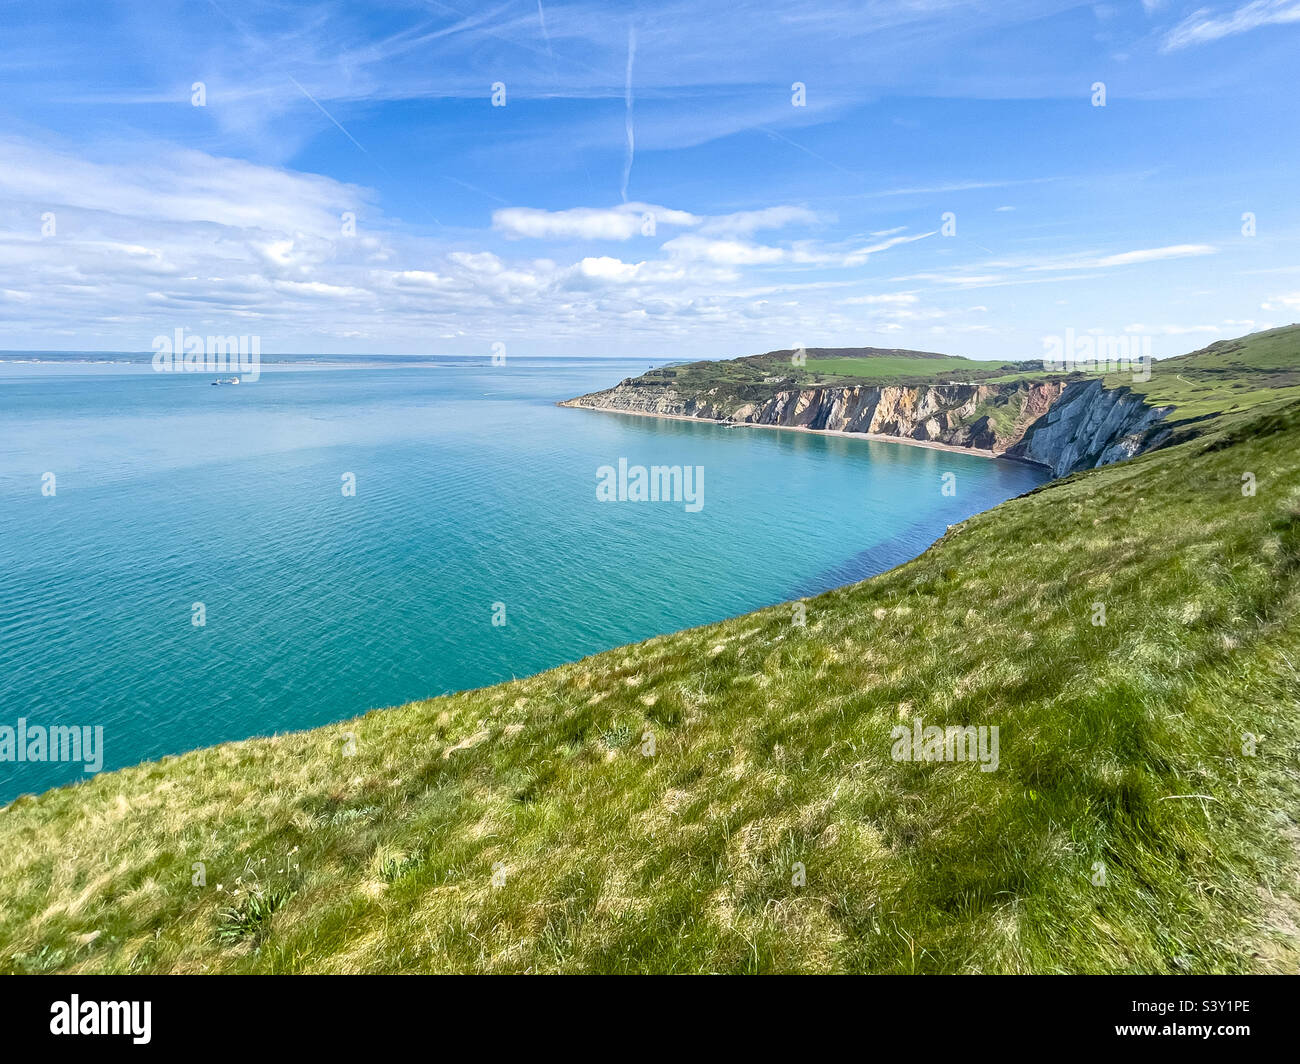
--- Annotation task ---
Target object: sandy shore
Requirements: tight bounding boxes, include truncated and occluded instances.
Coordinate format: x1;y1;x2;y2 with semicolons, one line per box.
559;401;1024;462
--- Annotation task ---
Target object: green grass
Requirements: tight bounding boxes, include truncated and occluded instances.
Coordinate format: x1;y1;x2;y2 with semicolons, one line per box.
1108;325;1300;421
788;354;986;383
3;369;1300;972
640;346;1037;393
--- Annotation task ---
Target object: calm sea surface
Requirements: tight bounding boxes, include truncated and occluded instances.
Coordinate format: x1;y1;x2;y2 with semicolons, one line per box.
0;356;1048;799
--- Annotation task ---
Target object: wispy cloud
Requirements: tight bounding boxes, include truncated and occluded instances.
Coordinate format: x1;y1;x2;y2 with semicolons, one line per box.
699;206;823;237
1028;244;1217;271
621;26;636;201
853;231;937;256
1162;0;1300;51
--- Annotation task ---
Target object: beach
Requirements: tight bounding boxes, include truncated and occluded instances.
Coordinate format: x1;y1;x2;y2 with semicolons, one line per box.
560;401;1018;462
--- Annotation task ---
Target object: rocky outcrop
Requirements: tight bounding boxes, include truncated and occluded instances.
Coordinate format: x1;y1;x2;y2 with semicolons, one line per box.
1002;379;1174;477
561;374;1172;477
565;379;1062;449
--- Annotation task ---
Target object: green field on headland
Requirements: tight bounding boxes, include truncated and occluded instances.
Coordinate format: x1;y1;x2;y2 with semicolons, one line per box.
641;345;1036;391
2;327;1299;974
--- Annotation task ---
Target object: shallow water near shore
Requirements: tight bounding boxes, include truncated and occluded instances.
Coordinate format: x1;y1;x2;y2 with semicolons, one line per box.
0;357;1049;800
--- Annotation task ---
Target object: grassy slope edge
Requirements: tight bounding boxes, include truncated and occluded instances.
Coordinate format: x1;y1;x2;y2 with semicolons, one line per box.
3;352;1300;973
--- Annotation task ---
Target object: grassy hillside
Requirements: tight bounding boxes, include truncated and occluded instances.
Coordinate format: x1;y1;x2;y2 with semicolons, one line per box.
1110;324;1300;422
3;359;1300;972
637;345;1039;393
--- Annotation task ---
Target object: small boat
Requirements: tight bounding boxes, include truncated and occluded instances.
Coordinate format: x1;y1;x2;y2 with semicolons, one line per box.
210;377;241;386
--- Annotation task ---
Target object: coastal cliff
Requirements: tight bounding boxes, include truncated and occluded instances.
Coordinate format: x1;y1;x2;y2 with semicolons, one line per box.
561;374;1173;476
1002;378;1174;477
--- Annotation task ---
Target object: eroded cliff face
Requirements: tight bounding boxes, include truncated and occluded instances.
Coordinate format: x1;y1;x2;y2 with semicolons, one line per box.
561;375;1171;476
1002;378;1174;477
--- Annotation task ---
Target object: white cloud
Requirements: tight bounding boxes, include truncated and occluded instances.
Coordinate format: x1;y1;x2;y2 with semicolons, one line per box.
842;292;919;305
492;203;698;241
698;206;823;236
0;129;1260;361
388;270;448;289
661;235;787;265
0;135;364;238
1029;244;1216;271
575;256;644;282
852;231;937;257
1124;322;1225;335
448;251;505;273
1261;291;1300;310
0;136;861;350
273;280;371;300
492;202;820;241
895;272;1009;288
1162;0;1300;51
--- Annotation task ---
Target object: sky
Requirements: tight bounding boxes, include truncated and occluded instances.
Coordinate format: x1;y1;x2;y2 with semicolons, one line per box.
0;0;1297;360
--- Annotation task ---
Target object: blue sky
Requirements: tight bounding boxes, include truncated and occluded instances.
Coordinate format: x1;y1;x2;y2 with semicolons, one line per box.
1;0;1298;359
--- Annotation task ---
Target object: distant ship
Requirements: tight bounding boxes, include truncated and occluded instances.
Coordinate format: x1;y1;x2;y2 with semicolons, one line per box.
210;377;240;386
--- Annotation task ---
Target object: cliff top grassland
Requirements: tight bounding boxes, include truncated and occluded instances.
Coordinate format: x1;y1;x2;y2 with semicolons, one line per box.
1117;325;1300;422
2;327;1300;974
634;346;1041;395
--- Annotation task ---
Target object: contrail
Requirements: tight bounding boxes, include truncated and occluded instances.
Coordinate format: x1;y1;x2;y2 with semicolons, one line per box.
286;74;370;156
537;0;554;63
621;27;636;203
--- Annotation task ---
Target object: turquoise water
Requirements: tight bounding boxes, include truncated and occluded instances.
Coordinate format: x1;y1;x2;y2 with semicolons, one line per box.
0;357;1048;799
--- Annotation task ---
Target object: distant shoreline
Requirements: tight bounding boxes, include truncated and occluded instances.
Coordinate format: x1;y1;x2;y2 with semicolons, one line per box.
559;401;1048;465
